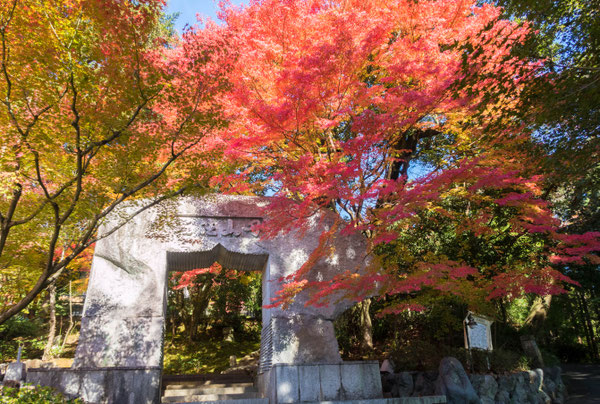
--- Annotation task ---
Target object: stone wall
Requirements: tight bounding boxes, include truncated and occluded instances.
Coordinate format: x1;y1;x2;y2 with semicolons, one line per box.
25;367;160;404
382;366;566;404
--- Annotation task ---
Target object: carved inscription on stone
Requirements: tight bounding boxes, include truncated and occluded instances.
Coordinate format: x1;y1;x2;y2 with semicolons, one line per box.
187;216;263;238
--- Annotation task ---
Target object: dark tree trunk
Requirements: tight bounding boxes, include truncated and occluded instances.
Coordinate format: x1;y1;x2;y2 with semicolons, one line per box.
578;292;599;360
498;299;508;323
575;292;596;359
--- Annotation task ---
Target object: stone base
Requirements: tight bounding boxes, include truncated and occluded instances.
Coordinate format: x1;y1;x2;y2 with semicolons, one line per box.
303;398;446;404
3;362;26;385
258;362;383;403
26;367;160;404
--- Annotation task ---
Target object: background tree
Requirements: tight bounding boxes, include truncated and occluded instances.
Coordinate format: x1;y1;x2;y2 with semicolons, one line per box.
463;0;600;360
0;0;231;325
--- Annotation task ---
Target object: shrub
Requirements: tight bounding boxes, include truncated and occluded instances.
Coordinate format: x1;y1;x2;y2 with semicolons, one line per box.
468;348;530;374
0;385;83;403
390;341;530;374
0;316;41;340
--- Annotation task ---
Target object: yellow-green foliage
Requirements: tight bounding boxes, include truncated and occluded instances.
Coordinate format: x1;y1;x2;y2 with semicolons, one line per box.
163;336;260;375
0;385;82;404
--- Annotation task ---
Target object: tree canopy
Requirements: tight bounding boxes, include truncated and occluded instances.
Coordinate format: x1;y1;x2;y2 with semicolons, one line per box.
203;0;600;312
1;0;598;326
0;0;230;324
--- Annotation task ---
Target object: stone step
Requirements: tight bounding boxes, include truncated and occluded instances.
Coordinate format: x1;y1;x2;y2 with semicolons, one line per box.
165;382;254;390
162;372;253;384
161;392;261;403
163;386;258;397
301;398;447;404
162;399;267;404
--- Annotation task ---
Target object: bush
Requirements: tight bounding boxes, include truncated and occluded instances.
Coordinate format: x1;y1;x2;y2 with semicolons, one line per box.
540;349;561;367
469;348;530;374
390;341;530;374
390;340;449;371
0;385;83;403
0;316;41;340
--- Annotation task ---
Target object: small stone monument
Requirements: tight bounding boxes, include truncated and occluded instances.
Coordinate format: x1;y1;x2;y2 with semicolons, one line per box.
3;346;25;387
520;335;544;368
223;326;235;342
380;359;394;373
464;312;494;351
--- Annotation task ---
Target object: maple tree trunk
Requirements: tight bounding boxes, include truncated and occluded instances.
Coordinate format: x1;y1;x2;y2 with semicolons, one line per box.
42;282;57;361
60;281;75;351
359;299;373;350
498;299;508;323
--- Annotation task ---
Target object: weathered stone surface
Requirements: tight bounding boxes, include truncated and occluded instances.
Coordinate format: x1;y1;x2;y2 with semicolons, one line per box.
510;372;529;404
299;365;321;402
495;387;511;403
60;370;81;398
526;368;551;404
520;335;544;369
434;357;480;404
414;371;437;397
30;194;379;403
26;368;160;404
382;372;395;395
320;364;343;400
275;364;299;403
543;366;566;404
391;372;414;397
362;362;385;398
469;374;497;404
3;362;25;385
80;371;106;403
263;362;382;403
381;359;395;374
342;362;382;399
24;359;43;369
271;315;342;364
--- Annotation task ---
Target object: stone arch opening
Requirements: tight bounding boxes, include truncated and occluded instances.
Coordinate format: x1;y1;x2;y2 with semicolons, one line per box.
163;246;269;375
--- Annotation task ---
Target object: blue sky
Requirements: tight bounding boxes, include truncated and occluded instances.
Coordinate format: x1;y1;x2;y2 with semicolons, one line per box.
166;0;247;32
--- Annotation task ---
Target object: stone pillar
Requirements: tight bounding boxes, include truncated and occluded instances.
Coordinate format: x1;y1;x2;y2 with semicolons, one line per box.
73;220;167;369
72;212;166;404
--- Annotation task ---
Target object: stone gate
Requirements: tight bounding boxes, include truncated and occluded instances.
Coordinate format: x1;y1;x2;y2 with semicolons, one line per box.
27;195;383;403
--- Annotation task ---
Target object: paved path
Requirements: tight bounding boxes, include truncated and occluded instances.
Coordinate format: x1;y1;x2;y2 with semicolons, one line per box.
563;364;600;403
